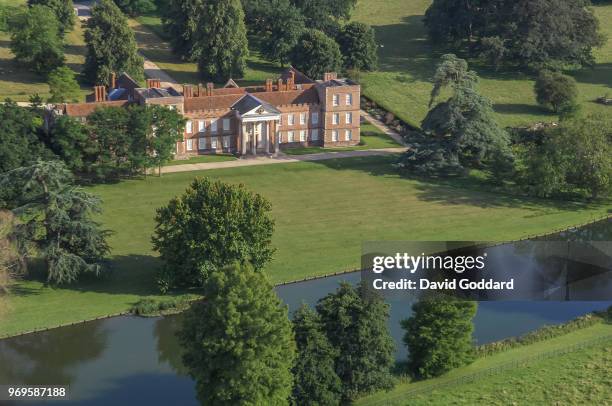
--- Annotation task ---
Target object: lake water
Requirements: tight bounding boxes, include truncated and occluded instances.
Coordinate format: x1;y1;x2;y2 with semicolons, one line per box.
0;219;610;405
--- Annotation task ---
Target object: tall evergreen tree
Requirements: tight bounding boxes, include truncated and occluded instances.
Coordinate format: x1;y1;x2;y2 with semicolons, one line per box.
179;263;295;405
28;0;75;35
316;282;395;401
9;5;65;75
336;22;378;71
291;304;342;406
0;160;111;284
160;0;201;59
402;298;478;379
84;0;144;85
290;29;342;81
192;0;249;81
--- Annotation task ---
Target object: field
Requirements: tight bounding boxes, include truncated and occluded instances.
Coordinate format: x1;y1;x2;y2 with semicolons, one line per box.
352;0;612;128
0;0;89;102
357;324;612;405
1;155;610;336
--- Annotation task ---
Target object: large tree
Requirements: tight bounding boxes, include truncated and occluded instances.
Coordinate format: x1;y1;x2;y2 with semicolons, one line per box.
160;0;201;59
291;0;357;36
143;105;186;175
9;5;65;75
260;0;304;66
534;70;579;113
48;115;93;174
316;282;395;401
112;0;155;16
84;0;144;85
290;29;342;81
179;263;295;405
291;304;342;405
402;298;478;379
192;0;249;81
0;160;110;284
28;0;75;35
47;66;81;103
152;177;275;292
336;22;378;71
399;54;512;176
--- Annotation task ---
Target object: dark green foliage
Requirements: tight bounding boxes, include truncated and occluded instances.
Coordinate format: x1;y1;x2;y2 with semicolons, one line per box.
47;66;81;103
193;0;249;81
112;0;156;16
152;178;275;291
8;5;65;75
402;298;478;379
316;282;395;401
291;304;342;406
84;0;144;85
260;0;304;65
0;160;111;284
160;0;201;59
290;29;342;81
336;22;378;71
48;115;93;174
534;70;579;113
0;100;50;175
517;114;612;198
179;263;295;405
28;0;74;34
130;296;192;316
144;105;186;174
424;0;605;70
291;0;356;36
399;54;511;176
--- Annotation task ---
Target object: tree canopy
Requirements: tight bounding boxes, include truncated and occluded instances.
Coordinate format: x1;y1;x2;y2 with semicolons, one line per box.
402;298;478;379
534;70;579;113
260;0;304;66
152;177;275;292
290;29;342;81
160;0;201;59
291;0;356;36
316;282;395;401
47;66;81;103
28;0;75;35
112;0;155;16
9;5;65;75
336;22;378;71
179;263;295;405
84;0;144;85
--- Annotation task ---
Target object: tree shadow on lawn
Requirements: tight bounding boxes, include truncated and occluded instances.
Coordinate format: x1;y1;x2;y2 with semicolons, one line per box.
493;103;552;117
570;63;612;89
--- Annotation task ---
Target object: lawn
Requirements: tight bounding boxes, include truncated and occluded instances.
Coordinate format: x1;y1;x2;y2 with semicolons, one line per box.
283;122;401;155
131;14;284;86
0;0;90;102
166;154;237;166
352;0;612;128
1;155;610;337
357;323;612;405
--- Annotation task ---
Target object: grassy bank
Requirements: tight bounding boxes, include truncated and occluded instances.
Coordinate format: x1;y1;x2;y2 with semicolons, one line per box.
0;0;89;102
353;0;612;128
356;323;612;405
1;155;610;336
166;154;237;166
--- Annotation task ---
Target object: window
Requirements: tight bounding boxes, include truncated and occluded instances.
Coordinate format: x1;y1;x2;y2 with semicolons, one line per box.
332;113;339;125
311;112;319;124
346;93;352;105
186;120;193;133
345;112;352;124
198;120;205;132
288;131;295;142
223;136;230;148
299;113;306;125
211;137;218;149
223;119;230;131
345;129;352;141
332;94;339;106
288;114;295;125
186;138;193;151
311;129;319;141
331;130;339;142
211;119;218;133
299;130;306;142
198;137;206;150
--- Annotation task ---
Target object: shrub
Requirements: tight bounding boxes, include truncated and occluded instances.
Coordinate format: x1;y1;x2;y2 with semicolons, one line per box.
534;70;579;113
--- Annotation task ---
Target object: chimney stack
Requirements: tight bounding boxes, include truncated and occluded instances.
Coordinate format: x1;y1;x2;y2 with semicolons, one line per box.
146;79;162;89
323;72;337;82
110;72;116;89
183;84;193;98
265;78;273;92
206;82;214;96
197;83;203;97
277;78;283;92
94;85;107;102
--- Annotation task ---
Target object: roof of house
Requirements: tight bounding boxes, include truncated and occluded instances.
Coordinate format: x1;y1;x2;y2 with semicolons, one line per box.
184;87;320;112
63;100;130;117
184;94;244;112
232;94;280;115
256;87;319;106
136;87;181;99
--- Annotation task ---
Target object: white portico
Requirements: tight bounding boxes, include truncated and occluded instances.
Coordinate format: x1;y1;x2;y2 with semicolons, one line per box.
232;94;281;156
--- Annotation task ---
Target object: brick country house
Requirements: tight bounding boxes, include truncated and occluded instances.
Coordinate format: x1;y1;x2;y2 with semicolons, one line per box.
59;68;361;158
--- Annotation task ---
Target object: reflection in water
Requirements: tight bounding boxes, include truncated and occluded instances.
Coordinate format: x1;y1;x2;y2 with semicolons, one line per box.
154;315;188;376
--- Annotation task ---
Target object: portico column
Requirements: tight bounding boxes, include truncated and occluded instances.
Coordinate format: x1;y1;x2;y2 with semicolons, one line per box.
241;123;247;156
251;123;256;155
264;121;270;154
274;120;280;156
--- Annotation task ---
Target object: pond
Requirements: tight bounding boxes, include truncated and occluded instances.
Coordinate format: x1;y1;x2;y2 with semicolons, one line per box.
0;219;610;405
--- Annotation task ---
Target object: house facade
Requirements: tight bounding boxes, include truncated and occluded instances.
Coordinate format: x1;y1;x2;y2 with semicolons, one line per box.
60;69;361;157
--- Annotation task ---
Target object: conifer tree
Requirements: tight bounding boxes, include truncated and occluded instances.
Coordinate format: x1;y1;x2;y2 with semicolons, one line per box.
192;0;249;81
179;263;295;405
84;0;144;85
291;304;342;405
